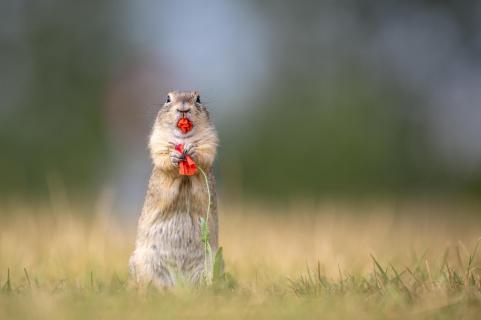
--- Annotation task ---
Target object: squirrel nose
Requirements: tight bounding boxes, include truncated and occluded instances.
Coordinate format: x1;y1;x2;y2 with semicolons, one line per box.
176;102;191;113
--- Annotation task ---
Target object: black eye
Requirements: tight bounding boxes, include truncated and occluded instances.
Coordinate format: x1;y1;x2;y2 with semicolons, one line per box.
165;95;171;103
196;95;201;104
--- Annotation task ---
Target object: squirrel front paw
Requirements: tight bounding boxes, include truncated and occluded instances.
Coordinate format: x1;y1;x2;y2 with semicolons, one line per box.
170;149;185;167
183;143;197;158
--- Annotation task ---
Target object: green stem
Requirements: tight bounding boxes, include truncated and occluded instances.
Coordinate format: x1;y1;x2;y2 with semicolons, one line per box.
198;166;211;225
198;166;212;283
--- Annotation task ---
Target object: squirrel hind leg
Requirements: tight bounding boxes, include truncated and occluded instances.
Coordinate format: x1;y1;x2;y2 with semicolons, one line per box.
129;249;175;289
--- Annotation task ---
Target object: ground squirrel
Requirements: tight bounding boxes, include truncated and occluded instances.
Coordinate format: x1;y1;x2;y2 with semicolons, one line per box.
129;91;219;288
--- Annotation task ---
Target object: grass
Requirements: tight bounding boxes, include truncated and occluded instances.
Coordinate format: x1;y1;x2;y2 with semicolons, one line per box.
1;198;481;319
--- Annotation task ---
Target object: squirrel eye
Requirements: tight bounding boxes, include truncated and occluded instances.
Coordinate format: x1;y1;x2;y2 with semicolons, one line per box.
196;95;201;104
165;95;171;103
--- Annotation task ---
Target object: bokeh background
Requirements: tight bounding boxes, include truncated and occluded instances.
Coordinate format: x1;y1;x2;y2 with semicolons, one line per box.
1;0;481;214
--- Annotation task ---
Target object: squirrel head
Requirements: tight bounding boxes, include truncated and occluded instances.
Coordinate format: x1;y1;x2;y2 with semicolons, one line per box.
149;90;218;170
154;90;211;137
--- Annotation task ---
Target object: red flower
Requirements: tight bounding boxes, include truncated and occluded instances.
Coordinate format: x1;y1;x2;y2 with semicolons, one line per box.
177;118;193;134
175;144;197;176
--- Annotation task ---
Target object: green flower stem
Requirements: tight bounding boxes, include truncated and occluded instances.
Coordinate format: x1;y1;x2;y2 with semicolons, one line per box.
198;166;212;283
198;166;211;225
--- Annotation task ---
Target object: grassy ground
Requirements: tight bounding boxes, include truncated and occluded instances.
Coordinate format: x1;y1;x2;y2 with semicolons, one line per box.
1;198;481;319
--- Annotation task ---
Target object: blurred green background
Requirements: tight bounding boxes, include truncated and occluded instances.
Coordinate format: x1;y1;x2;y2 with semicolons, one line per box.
1;1;481;206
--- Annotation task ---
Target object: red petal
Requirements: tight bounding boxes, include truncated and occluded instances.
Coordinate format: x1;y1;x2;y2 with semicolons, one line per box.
177;118;193;133
175;144;197;176
175;144;184;153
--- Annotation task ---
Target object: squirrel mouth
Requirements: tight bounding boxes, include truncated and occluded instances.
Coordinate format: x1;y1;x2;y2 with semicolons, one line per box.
176;109;192;122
